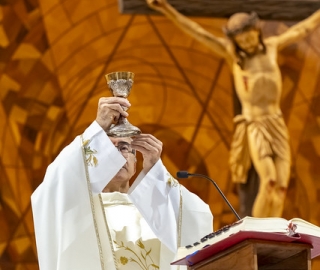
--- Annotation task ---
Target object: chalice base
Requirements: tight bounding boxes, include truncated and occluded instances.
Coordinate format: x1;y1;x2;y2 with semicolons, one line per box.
107;117;141;137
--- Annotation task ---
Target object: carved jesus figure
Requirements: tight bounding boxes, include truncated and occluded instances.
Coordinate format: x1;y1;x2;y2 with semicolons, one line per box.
146;0;320;217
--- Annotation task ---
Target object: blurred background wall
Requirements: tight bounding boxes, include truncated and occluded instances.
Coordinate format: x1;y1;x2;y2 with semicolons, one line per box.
0;0;320;268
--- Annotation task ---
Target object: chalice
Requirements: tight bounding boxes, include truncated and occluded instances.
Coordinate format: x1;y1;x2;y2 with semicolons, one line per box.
105;71;141;137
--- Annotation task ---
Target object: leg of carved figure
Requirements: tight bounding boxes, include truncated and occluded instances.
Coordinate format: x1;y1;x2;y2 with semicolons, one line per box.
247;130;277;217
269;157;290;216
237;165;260;217
251;157;277;217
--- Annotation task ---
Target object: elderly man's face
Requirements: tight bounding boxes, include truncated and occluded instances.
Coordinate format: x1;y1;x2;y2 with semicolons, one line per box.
110;137;136;182
234;29;260;55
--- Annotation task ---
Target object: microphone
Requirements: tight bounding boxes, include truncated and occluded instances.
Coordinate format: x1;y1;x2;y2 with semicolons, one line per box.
177;171;241;220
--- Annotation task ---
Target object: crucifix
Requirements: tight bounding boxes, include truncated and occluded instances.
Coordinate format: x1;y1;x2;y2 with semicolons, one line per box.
119;0;320;218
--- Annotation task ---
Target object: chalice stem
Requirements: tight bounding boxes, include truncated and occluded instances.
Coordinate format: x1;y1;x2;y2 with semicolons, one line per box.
118;116;129;125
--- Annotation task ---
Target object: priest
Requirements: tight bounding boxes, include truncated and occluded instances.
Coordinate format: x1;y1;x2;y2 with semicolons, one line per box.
31;96;213;270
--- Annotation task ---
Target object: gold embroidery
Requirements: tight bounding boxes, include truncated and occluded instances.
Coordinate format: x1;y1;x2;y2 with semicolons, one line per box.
177;186;183;270
114;238;160;269
167;173;179;187
83;139;98;167
99;194;119;269
120;256;128;265
80;135;105;270
166;173;182;270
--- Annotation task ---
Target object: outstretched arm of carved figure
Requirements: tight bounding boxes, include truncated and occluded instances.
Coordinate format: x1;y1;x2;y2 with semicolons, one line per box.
146;0;232;62
276;9;320;50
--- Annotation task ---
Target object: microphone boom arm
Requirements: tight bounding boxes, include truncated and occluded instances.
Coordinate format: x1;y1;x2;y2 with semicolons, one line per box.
180;172;241;220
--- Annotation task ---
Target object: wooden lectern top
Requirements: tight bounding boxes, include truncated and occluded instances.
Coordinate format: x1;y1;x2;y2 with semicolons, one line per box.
188;239;312;270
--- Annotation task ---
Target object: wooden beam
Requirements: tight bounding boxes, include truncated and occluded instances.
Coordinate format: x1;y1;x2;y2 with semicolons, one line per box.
118;0;320;21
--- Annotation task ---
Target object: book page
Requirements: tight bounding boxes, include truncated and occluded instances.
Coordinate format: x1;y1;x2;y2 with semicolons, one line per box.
290;218;320;236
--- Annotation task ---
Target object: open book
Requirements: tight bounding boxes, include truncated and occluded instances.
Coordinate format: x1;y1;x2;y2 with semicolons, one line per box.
172;216;320;266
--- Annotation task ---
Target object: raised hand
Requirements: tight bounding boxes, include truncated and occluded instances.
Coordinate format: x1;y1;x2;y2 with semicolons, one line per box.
95;97;130;131
131;134;163;173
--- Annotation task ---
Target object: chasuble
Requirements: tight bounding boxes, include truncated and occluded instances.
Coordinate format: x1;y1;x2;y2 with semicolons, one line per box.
31;121;213;269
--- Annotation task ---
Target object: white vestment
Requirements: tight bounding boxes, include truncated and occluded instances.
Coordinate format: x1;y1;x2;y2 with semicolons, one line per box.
31;121;213;270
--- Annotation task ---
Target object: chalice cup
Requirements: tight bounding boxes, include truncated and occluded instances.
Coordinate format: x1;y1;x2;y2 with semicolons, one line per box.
105;71;141;137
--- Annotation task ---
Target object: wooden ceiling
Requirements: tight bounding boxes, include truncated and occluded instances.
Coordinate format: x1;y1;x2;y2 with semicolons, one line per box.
0;0;320;269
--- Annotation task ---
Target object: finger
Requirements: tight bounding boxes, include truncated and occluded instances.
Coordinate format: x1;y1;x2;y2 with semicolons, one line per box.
100;103;129;118
132;134;162;146
131;134;162;153
131;136;161;149
132;142;159;155
98;97;130;117
97;109;119;125
99;97;131;107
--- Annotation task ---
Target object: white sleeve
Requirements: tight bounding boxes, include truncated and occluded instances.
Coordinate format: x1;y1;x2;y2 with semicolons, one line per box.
180;186;213;247
127;160;213;253
31;121;126;270
82;121;126;193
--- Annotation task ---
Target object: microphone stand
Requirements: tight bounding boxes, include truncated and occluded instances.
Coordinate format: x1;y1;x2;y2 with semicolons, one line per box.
177;171;241;220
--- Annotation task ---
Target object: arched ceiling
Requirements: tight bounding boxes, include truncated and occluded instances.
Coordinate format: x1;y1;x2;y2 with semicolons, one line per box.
0;0;320;268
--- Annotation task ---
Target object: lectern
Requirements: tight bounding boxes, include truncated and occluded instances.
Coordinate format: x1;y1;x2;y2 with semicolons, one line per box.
172;217;320;269
188;239;312;270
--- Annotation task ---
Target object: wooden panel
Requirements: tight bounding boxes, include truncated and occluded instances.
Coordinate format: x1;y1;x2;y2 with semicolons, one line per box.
118;0;320;21
188;240;311;270
189;241;256;270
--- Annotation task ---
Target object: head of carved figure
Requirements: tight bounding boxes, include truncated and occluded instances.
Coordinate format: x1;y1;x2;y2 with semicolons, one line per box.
223;12;266;68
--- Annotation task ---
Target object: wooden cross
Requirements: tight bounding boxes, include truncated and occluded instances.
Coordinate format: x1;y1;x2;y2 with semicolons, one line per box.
118;0;320;21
